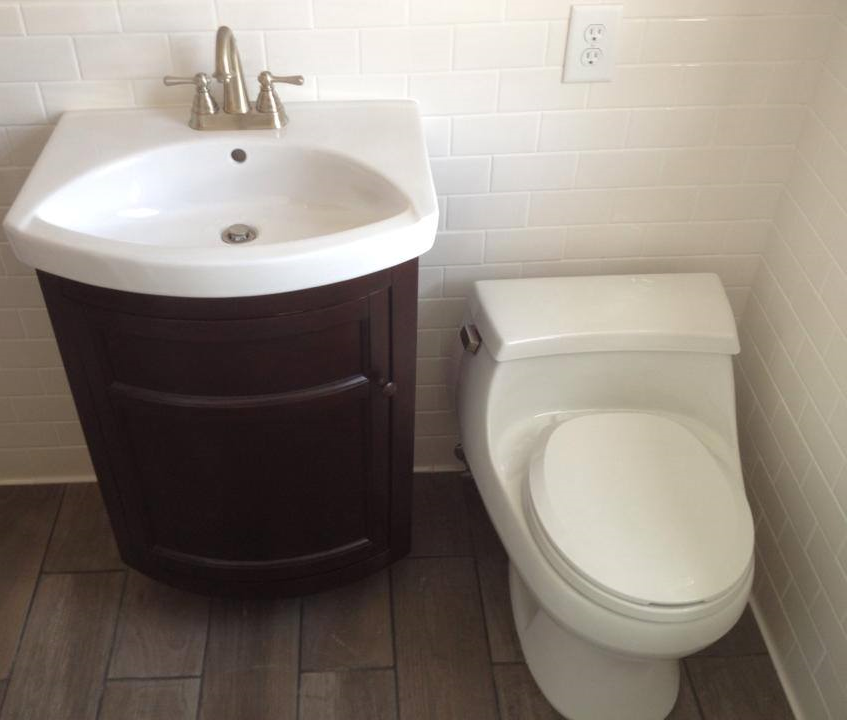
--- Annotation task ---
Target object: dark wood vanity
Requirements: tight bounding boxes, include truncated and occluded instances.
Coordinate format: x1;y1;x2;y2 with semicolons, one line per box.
39;260;417;596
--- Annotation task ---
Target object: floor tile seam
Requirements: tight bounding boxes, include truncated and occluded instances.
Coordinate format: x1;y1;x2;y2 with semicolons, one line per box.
106;674;204;683
94;569;130;720
299;664;397;675
472;555;504;720
193;596;214;720
681;657;709;720
41;567;126;575
295;597;304;720
0;483;67;716
688;651;774;661
387;564;401;720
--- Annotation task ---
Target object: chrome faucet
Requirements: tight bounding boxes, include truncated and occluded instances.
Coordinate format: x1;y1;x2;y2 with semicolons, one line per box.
214;26;251;115
163;26;303;131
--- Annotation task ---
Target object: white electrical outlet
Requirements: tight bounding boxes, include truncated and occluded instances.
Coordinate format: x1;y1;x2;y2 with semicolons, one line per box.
562;4;622;83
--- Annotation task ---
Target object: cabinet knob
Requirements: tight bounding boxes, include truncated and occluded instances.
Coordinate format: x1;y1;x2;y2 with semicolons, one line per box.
377;378;397;397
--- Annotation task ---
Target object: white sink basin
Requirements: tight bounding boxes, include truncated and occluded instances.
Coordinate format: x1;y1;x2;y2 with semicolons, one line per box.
3;101;438;297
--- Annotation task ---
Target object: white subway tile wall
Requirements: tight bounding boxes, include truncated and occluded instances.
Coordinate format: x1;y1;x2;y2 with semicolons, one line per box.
736;2;847;717
0;2;844;711
0;1;818;476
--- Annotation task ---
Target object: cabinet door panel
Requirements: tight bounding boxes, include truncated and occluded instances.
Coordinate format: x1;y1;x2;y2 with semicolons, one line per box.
112;380;389;580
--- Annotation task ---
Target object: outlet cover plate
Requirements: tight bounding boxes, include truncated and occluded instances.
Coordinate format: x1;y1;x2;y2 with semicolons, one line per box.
562;4;622;83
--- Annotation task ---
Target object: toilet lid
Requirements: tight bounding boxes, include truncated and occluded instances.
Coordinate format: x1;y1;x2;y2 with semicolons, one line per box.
528;412;754;607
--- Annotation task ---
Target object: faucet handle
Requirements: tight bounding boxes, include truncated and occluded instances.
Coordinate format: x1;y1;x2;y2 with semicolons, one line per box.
163;72;213;90
258;71;305;88
255;71;304;124
163;73;219;129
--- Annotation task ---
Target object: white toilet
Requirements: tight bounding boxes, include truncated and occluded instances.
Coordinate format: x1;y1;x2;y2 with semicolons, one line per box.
456;273;755;720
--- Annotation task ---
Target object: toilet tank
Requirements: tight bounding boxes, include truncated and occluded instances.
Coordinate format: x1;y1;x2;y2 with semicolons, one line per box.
457;274;742;460
468;273;739;361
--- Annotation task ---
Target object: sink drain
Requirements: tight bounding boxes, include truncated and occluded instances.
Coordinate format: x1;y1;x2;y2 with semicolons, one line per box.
221;223;257;244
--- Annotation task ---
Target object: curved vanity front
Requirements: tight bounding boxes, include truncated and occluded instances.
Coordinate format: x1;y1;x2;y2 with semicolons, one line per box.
40;262;418;595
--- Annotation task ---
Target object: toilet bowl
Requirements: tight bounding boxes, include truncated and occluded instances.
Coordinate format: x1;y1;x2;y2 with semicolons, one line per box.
456;274;755;720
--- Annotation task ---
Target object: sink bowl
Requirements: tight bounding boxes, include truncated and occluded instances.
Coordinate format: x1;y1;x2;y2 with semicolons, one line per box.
3;101;438;297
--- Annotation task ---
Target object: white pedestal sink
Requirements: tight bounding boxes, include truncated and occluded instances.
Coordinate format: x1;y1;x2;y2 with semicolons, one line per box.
3;101;438;297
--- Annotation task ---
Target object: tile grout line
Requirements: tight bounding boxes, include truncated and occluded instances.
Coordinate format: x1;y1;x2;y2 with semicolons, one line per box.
473;554;504;720
295;596;304;720
193;596;214;720
463;477;503;720
41;568;126;576
388;564;401;720
93;568;130;720
681;657;708;720
107;673;203;683
0;483;66;716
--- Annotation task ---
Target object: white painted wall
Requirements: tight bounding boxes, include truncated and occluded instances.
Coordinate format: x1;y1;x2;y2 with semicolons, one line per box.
737;1;847;716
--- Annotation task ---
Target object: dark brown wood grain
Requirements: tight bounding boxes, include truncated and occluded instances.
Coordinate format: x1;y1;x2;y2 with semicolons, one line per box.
0;572;124;720
198;597;299;720
493;663;562;720
392;557;498;720
685;655;793;720
109;571;209;679
43;483;122;572
99;679;200;720
0;485;62;678
298;670;397;720
38;261;418;596
301;569;393;671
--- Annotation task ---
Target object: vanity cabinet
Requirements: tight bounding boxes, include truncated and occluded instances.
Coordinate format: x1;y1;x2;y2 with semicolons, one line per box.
39;260;418;596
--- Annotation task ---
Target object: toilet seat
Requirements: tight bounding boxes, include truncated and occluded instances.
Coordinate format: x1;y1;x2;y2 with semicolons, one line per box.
527;412;754;610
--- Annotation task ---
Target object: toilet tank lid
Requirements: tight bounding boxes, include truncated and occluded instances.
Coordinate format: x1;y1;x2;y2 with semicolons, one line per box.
468;274;740;361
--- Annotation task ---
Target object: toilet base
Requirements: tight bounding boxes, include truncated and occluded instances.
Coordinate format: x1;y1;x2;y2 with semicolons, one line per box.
509;564;680;720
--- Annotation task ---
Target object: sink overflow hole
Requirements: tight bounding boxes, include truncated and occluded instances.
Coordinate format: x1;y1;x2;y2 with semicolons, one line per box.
231;148;247;163
222;224;258;244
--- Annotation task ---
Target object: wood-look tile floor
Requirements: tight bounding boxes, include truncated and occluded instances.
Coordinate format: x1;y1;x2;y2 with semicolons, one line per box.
0;475;794;720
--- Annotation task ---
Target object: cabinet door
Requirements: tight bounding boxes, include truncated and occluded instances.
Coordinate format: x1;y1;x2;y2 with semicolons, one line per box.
110;378;390;581
65;284;393;586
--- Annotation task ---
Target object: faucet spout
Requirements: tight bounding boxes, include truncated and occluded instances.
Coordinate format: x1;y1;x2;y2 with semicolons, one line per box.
214;26;250;114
